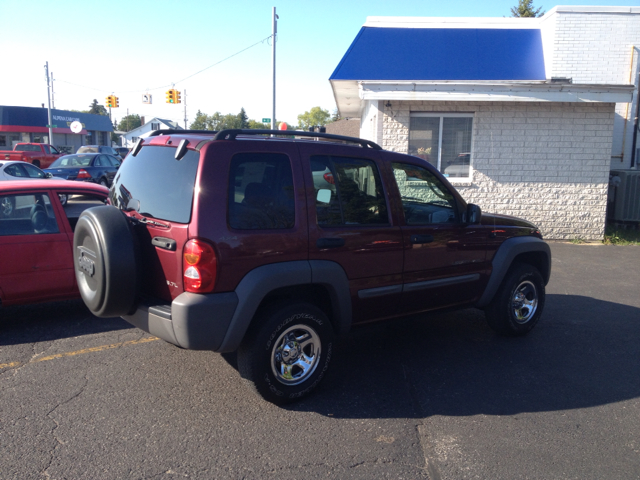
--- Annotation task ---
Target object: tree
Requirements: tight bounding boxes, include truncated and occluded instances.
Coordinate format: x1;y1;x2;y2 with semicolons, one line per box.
330;108;341;123
297;107;331;131
510;0;545;17
247;119;269;129
238;107;249;129
190;110;213;130
117;114;142;132
87;99;108;116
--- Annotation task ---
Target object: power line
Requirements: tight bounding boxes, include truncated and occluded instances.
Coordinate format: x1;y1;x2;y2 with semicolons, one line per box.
56;34;273;95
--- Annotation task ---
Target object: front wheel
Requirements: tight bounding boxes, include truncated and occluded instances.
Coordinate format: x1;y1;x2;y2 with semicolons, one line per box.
485;263;545;336
237;303;335;404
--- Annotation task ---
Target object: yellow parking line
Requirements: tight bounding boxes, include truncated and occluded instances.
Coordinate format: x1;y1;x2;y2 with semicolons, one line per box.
0;337;159;370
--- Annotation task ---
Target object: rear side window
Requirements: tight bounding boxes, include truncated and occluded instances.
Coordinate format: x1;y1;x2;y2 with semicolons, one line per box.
0;193;59;236
311;155;388;226
110;146;199;223
228;153;294;230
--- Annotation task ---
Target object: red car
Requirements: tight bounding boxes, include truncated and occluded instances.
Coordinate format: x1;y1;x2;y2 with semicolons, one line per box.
0;179;108;307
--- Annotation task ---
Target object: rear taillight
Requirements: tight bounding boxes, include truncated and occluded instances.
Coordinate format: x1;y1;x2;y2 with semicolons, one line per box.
183;239;217;293
77;169;92;179
323;172;335;184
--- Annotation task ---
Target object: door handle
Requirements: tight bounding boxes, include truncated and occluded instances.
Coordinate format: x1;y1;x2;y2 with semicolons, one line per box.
410;234;434;244
316;237;345;249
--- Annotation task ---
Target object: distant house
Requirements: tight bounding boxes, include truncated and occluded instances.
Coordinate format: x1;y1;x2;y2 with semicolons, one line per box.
330;6;640;240
120;118;183;148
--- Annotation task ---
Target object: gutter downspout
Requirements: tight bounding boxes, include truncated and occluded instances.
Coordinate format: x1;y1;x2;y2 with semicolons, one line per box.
620;46;636;164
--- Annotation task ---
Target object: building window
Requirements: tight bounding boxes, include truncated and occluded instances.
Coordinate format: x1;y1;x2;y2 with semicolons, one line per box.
151;122;160;130
409;113;473;180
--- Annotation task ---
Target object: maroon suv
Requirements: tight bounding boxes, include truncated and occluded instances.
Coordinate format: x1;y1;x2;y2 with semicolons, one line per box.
73;129;551;404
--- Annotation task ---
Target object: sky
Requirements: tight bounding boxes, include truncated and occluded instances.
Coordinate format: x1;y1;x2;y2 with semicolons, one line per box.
1;0;637;128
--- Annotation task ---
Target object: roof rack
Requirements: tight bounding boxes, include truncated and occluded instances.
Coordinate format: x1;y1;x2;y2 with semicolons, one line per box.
146;128;381;150
215;129;381;150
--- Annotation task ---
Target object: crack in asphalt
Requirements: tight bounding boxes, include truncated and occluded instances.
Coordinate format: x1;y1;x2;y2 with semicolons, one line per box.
42;374;89;479
402;364;443;480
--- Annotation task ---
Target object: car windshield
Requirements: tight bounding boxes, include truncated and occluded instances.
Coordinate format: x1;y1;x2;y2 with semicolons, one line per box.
50;155;94;167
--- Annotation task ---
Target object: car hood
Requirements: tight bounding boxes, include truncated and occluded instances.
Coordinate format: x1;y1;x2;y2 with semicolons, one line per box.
481;212;538;230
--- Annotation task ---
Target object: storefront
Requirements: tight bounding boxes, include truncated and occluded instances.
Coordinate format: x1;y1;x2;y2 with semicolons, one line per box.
0;106;113;154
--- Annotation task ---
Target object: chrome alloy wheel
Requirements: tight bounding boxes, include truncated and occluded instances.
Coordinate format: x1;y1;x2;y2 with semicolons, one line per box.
512;280;538;324
271;324;321;386
1;196;13;216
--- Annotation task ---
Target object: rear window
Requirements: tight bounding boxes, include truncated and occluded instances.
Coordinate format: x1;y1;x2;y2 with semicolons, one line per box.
78;147;99;153
110;145;199;223
15;144;41;152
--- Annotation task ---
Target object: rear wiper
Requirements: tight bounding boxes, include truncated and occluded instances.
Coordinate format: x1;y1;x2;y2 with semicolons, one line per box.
138;213;169;228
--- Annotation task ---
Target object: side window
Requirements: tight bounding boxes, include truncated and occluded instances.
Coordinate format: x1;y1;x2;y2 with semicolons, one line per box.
50;146;60;155
311;155;388;226
0;193;60;235
5;164;28;178
23;163;47;178
228;153;295;230
392;163;458;225
106;155;120;167
43;145;51;154
95;156;105;167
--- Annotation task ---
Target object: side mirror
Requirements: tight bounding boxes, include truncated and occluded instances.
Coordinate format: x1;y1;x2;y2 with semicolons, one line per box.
466;204;482;224
45;172;53;178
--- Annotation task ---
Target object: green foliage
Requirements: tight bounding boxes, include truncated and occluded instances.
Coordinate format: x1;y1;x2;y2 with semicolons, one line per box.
331;108;342;122
117;114;142;132
510;0;545;17
603;226;640;245
190;109;278;131
88;99;108;116
297;107;331;131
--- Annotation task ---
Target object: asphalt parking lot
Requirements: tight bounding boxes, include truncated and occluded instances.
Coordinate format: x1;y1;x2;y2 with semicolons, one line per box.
1;242;639;479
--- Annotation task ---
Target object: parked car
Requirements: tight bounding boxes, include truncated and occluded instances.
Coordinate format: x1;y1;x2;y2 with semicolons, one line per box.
73;129;551;404
0;160;53;181
0;143;63;169
44;153;121;187
115;147;130;160
0;179;108;307
77;145;123;160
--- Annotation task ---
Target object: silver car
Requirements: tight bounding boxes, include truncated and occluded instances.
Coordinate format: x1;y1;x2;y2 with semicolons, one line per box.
0;161;52;181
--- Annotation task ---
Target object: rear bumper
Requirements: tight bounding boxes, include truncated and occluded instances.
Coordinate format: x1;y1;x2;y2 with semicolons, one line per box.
122;291;239;351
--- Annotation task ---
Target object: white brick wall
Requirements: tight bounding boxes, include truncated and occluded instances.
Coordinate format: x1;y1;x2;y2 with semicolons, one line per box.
381;100;615;240
548;9;640;167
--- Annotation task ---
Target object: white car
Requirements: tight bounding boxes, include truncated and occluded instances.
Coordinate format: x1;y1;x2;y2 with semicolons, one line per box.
0;160;68;205
0;160;52;181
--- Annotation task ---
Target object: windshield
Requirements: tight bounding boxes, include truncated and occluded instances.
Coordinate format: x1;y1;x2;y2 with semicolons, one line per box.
109;145;199;223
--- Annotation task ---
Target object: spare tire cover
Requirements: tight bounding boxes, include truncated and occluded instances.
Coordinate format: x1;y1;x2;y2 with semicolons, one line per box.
74;205;138;317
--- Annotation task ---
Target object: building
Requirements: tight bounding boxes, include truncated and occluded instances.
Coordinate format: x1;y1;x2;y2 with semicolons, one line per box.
120;118;183;148
330;6;640;240
0;105;113;154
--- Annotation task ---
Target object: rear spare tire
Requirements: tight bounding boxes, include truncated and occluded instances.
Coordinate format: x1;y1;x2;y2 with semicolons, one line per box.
73;205;138;317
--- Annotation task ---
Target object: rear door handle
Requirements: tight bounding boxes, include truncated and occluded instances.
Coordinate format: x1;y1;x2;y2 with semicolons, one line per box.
410;234;434;244
316;237;345;249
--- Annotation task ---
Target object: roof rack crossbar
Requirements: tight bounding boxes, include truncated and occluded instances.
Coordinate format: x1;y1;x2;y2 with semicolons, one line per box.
213;129;382;150
146;128;382;150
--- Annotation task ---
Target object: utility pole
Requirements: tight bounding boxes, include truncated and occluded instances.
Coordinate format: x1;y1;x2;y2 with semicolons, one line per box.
50;72;55;109
184;89;187;129
271;7;278;131
44;62;53;144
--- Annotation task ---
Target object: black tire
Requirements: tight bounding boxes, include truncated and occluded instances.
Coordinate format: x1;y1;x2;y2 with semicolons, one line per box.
485;263;545;336
99;178;108;188
237;302;335;404
73;205;138;317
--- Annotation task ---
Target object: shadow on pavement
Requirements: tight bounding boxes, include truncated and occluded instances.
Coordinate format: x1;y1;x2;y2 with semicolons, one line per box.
284;294;640;418
0;299;131;346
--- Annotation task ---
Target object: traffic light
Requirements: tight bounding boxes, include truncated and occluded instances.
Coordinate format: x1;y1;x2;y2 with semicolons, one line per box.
106;95;113;108
114;96;119;108
166;89;175;104
175;90;181;104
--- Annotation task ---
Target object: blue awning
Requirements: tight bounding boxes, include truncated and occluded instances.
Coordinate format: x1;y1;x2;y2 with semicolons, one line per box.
330;27;546;81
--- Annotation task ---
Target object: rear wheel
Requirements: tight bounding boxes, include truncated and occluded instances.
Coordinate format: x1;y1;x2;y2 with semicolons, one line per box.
99;178;108;188
1;196;15;217
238;302;334;404
485;263;545;336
